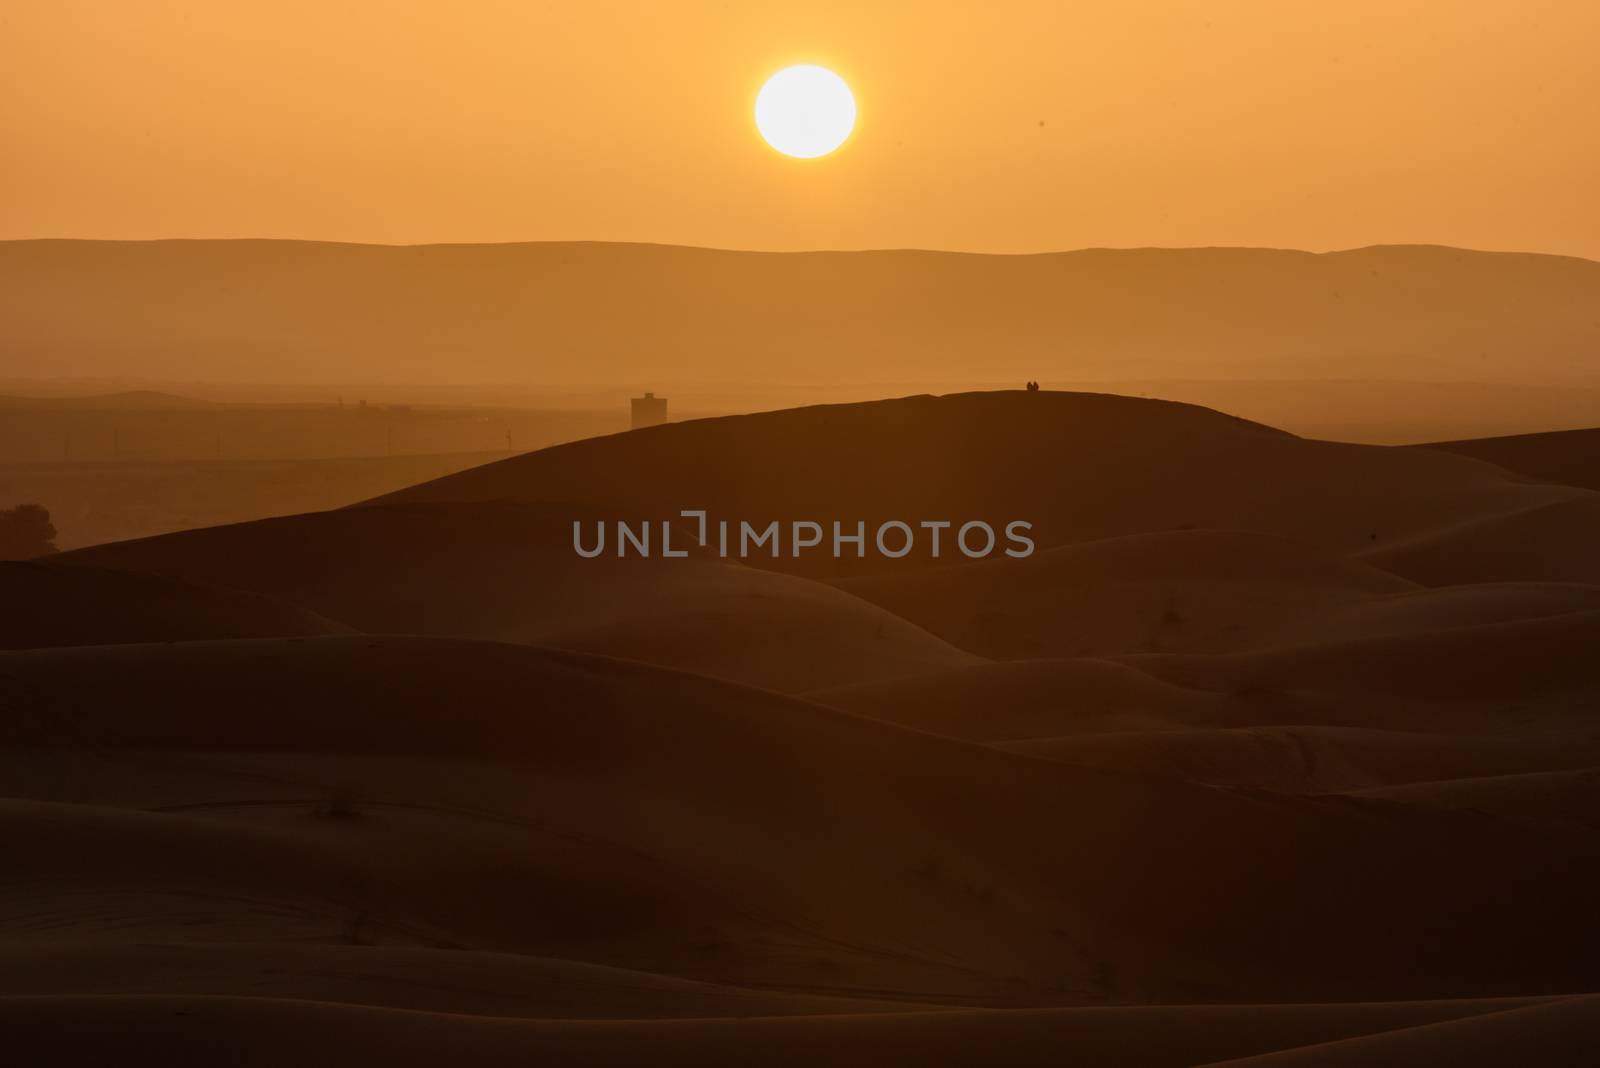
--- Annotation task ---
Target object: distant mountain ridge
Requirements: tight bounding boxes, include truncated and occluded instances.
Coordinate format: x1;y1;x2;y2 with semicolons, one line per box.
0;390;212;410
3;239;1598;386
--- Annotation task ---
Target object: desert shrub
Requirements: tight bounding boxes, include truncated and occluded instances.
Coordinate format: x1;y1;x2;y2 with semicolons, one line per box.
0;503;57;559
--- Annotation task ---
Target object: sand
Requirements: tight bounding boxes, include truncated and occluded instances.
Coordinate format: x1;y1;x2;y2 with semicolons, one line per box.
1;994;1587;1067
14;391;1600;1064
363;392;1586;576
838;529;1417;658
60;503;974;692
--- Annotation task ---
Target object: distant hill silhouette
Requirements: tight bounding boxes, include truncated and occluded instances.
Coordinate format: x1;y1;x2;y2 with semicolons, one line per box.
3;239;1598;385
0;390;211;410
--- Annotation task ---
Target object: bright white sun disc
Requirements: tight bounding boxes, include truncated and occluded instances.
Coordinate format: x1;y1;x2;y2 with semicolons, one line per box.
755;65;856;159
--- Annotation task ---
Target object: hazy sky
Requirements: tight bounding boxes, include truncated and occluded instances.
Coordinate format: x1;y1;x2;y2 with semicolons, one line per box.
4;1;1597;257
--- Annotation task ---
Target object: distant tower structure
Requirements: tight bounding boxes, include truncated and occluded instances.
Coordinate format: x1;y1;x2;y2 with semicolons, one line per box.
631;391;668;429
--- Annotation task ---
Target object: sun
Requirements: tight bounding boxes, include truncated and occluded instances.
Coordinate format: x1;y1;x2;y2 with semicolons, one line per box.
755;65;856;159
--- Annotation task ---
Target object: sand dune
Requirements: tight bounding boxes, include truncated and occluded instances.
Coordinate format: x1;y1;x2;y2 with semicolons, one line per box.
1363;492;1600;586
1266;581;1600;647
1355;768;1600;826
807;659;1302;741
0;560;349;649
838;529;1415;658
1192;994;1600;1067
1125;608;1600;706
1421;426;1600;492
998;726;1600;794
0;943;936;1019
57;503;973;691
10;388;1600;1061
365;392;1584;579
4;636;1599;1004
0;994;1579;1068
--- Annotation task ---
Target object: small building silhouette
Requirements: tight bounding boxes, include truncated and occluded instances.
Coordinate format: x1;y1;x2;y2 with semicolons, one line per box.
631;391;668;429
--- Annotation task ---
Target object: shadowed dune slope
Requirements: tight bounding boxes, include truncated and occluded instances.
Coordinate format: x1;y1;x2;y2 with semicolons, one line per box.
0;994;1576;1068
1354;768;1600;827
0;944;937;1019
1265;581;1600;647
1123;608;1600;704
3;636;1600;1003
1362;493;1600;586
837;529;1416;658
55;503;974;691
364;391;1583;577
1420;426;1600;492
0;560;350;650
1191;994;1600;1067
998;727;1600;794
806;659;1302;741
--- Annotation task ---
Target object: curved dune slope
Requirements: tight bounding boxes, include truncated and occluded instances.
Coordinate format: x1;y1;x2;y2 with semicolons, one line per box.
0;943;935;1019
1266;581;1600;647
1362;493;1600;586
0;560;349;649
1355;768;1600;826
838;529;1416;658
999;727;1600;794
0;994;1578;1068
56;503;973;692
3;636;1599;1005
807;658;1304;741
1191;994;1600;1067
1419;426;1600;492
1124;608;1600;704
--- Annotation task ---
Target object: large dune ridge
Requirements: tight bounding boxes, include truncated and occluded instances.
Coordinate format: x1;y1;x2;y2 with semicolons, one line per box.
4;240;1599;386
363;391;1588;580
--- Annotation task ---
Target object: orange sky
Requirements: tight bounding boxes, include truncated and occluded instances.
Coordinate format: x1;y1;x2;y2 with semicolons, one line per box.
3;1;1597;258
